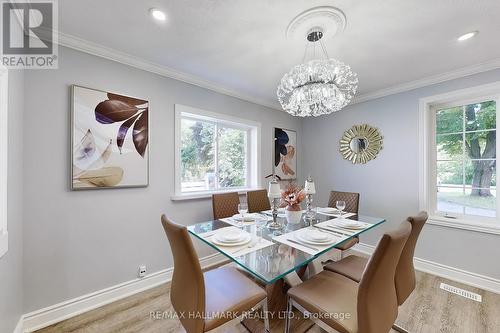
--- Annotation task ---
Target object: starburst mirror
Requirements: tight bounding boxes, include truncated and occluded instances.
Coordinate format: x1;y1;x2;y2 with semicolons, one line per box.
339;124;383;164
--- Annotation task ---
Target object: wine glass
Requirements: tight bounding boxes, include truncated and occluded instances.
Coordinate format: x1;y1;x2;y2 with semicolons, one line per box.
336;200;346;218
238;203;248;227
255;217;267;243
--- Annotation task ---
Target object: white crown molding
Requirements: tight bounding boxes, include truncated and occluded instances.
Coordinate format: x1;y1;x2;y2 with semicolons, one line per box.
353;243;500;295
21;253;227;333
39;29;500;112
55;30;283;111
353;57;500;104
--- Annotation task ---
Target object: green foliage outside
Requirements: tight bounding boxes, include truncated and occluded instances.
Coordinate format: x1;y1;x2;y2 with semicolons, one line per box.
436;101;496;197
218;128;246;187
181;119;246;189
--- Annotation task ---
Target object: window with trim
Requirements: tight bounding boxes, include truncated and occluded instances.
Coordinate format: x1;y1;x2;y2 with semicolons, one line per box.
421;84;500;233
174;104;260;198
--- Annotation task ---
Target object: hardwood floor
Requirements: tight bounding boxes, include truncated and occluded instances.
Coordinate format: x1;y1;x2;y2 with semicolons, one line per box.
36;271;500;333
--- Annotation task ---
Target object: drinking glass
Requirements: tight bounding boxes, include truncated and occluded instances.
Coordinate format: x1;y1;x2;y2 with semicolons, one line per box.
336;200;346;218
238;203;248;227
255;217;267;243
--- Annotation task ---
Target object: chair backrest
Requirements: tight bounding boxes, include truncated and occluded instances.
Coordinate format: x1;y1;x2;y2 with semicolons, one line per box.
357;221;411;333
247;189;271;213
161;215;205;333
328;191;360;214
395;211;428;305
212;192;240;220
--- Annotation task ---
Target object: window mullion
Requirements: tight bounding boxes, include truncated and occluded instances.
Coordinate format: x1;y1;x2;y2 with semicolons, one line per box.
462;105;466;215
245;130;249;187
214;123;219;190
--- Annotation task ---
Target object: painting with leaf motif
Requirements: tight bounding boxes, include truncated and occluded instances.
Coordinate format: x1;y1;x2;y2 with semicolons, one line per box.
274;127;296;180
71;85;149;189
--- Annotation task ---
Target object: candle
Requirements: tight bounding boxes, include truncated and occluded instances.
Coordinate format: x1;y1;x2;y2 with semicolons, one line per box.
304;178;316;194
268;180;281;198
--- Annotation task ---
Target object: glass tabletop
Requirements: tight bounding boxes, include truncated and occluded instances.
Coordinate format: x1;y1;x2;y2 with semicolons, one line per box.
187;211;385;284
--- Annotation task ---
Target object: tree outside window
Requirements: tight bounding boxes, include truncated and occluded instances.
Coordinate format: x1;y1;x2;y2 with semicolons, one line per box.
180;117;247;193
436;100;496;217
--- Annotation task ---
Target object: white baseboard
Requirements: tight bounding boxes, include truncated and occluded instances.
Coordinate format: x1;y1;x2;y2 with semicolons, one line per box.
352;243;500;295
22;253;226;333
13;317;23;333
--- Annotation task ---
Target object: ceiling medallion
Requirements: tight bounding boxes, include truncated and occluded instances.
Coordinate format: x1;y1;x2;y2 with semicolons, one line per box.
278;7;358;117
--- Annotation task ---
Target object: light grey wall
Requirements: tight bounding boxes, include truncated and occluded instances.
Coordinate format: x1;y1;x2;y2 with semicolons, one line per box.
303;69;500;280
0;70;24;332
22;46;302;312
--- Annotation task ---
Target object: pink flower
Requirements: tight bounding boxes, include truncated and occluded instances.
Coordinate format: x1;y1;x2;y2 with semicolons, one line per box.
280;182;305;210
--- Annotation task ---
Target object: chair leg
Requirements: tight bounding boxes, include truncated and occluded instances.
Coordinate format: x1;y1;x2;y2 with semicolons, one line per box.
284;297;293;333
262;299;270;332
392;323;409;333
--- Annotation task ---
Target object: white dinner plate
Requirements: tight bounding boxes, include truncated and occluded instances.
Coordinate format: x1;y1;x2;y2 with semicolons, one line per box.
212;231;252;247
295;229;336;245
317;207;338;214
330;220;366;230
215;229;245;242
231;213;257;222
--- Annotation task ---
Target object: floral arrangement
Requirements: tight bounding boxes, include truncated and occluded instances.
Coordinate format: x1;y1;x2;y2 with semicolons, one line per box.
281;182;306;211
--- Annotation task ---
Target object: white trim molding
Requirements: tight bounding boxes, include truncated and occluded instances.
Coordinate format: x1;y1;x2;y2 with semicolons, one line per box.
0;66;8;259
22;253;226;333
56;30;282;111
13;317;23;333
353;243;500;295
49;30;500;112
419;81;500;235
354;57;500;104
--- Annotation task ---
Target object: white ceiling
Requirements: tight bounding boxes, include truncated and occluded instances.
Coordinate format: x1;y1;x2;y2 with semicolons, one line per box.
57;0;500;109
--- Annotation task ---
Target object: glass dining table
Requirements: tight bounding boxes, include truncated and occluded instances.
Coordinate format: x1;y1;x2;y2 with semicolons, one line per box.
187;211;385;286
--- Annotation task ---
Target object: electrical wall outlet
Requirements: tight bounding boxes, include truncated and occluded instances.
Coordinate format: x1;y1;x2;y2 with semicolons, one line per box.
138;265;147;278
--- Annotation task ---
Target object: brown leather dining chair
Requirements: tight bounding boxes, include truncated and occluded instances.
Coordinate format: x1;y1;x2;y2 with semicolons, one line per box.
212;192;240;220
285;221;412;333
160;215;269;333
323;211;428;333
329;191;360;252
247;189;271;213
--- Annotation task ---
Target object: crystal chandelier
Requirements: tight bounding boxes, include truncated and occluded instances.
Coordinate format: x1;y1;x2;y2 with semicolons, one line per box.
277;29;358;117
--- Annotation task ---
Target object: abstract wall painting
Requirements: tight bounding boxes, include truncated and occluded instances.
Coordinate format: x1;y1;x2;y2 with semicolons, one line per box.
274;128;297;180
71;85;149;189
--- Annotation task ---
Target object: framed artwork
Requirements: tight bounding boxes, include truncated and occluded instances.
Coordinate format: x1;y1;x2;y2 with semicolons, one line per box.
71;85;149;190
274;127;297;180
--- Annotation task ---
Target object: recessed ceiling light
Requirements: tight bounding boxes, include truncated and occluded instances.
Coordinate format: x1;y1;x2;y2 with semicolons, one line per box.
457;31;478;41
150;8;166;21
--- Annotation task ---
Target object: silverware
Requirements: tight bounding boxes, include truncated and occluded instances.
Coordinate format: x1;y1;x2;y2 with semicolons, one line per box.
286;238;319;252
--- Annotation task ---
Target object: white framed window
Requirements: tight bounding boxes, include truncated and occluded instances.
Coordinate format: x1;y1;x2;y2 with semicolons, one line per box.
0;66;8;258
419;82;500;235
172;104;261;200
